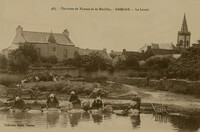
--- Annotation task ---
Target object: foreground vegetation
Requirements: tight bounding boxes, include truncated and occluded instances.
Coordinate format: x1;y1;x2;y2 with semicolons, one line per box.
0;73;25;87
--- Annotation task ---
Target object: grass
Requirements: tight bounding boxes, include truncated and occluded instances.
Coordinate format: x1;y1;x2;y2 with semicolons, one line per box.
0;73;25;87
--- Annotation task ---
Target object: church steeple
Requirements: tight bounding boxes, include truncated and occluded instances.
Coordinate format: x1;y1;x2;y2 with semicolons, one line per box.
181;14;188;33
177;14;191;50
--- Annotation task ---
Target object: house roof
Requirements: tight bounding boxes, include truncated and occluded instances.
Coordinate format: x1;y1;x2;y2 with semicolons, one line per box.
149;49;180;55
109;50;122;58
123;50;144;60
75;48;112;60
138;43;175;52
2;44;19;51
12;31;74;45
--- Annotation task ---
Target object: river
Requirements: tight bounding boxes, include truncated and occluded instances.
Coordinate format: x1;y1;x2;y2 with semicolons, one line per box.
0;111;199;132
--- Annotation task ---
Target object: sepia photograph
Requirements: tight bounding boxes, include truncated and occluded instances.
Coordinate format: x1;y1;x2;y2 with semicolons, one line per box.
0;0;200;132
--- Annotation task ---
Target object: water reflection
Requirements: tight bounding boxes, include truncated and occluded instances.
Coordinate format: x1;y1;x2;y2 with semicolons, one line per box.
46;112;59;128
130;115;141;128
103;113;112;120
60;113;68;128
170;115;200;132
69;113;81;127
154;114;168;123
92;114;103;124
82;112;90;120
0;111;200;132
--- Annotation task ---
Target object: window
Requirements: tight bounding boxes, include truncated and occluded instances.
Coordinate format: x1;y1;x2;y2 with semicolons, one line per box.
52;47;56;52
180;40;183;46
36;48;41;55
64;50;68;58
186;41;189;47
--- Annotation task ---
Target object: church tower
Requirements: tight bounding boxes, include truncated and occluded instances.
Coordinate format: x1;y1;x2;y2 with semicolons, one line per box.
177;14;191;50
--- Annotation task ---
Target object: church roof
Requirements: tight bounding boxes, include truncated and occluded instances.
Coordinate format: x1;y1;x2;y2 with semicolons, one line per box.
12;30;74;45
181;14;188;33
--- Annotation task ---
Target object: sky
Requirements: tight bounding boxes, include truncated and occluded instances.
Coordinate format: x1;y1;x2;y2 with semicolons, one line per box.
0;0;200;52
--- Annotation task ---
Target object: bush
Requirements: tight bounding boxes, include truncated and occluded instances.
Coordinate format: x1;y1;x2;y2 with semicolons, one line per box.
0;54;7;70
114;57;139;69
39;55;58;64
144;56;175;70
166;46;200;80
0;73;25;87
8;43;39;73
74;52;113;72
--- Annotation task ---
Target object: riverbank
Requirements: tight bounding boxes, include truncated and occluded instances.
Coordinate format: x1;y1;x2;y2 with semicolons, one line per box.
1;83;200;116
1;74;200;116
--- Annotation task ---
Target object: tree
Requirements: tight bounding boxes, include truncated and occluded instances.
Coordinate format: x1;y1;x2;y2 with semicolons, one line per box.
166;46;200;80
0;54;7;70
74;52;112;72
114;57;139;69
8;43;39;73
144;56;174;70
39;55;58;64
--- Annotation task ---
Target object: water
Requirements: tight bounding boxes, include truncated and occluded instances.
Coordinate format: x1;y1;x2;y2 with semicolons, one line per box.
0;111;199;132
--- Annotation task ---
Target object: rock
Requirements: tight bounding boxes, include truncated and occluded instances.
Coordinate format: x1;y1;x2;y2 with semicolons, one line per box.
103;105;113;113
0;85;8;97
81;100;91;112
128;109;140;116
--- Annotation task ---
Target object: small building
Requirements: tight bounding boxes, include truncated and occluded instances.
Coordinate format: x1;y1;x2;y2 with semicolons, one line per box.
1;44;19;58
109;50;122;59
138;43;176;53
192;39;200;47
2;26;75;61
75;47;112;61
111;49;144;66
122;49;144;61
144;46;180;60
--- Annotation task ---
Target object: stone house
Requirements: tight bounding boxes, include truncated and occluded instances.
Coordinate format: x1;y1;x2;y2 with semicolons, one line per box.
144;46;180;60
2;26;75;61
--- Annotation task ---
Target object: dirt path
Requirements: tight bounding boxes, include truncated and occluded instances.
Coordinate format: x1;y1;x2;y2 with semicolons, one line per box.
121;84;200;110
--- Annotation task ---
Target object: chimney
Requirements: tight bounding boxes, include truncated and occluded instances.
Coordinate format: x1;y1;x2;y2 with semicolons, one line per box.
103;48;106;52
147;46;151;50
141;50;145;53
16;25;23;35
123;49;126;53
63;29;69;37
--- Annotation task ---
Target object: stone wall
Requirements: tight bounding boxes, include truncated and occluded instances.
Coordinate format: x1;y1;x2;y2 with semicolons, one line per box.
108;76;200;96
29;67;200;96
108;76;148;87
148;79;200;95
28;67;79;77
